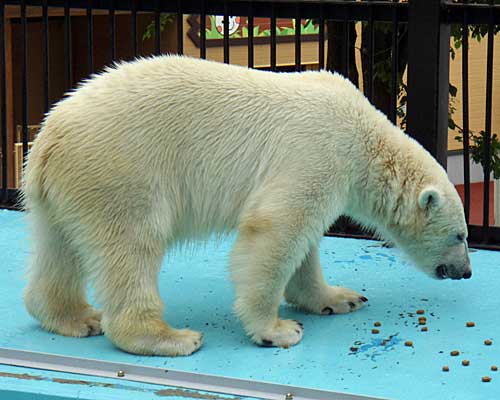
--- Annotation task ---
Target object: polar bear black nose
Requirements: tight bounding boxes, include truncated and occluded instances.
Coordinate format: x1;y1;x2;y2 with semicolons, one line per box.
463;270;472;279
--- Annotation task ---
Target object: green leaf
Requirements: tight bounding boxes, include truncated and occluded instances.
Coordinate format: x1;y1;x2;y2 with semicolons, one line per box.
142;13;175;42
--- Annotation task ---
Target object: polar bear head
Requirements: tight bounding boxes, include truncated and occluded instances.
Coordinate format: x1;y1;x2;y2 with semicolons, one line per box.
386;183;471;281
339;80;471;281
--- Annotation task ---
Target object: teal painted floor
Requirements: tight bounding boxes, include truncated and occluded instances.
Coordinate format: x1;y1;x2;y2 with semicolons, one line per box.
0;364;252;400
1;209;499;399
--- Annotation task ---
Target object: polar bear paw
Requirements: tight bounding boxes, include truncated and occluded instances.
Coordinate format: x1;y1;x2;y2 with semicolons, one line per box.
252;319;304;348
141;328;203;357
286;285;368;315
65;308;103;337
42;308;103;337
318;286;368;315
104;317;203;357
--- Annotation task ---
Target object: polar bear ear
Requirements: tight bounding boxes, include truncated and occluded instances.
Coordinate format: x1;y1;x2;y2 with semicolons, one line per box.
418;186;443;210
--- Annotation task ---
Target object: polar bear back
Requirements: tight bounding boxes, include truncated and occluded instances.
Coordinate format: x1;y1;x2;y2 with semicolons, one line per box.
25;57;375;236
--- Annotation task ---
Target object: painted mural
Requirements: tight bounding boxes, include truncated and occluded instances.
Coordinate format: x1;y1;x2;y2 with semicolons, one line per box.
187;15;320;47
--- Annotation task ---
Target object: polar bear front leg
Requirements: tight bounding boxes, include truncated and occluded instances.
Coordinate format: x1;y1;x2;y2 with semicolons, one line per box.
284;246;368;314
230;216;311;348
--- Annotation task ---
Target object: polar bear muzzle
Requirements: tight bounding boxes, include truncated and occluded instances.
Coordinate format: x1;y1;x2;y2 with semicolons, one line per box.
435;260;472;280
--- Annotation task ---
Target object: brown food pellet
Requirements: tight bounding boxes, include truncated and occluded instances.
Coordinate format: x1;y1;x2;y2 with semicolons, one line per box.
462;360;470;366
442;366;449;372
485;339;493;346
466;321;475;327
450;350;460;356
404;341;413;347
350;347;358;352
416;310;425;315
491;366;498;371
482;376;492;383
419;320;426;325
418;317;427;322
374;322;381;327
421;327;428;332
372;329;380;334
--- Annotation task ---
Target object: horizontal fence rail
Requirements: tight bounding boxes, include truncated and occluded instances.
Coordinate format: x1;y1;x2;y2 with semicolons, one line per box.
443;1;500;24
2;1;411;21
0;0;498;250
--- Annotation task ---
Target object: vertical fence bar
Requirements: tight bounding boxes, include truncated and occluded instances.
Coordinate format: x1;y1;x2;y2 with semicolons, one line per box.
177;0;183;55
482;0;495;240
64;0;72;90
154;0;161;55
21;0;28;159
109;0;116;62
200;0;206;59
343;6;349;77
0;2;6;201
131;0;137;58
223;0;230;64
247;3;254;68
318;4;325;70
407;0;450;167
366;1;374;101
130;0;137;58
42;0;49;115
389;0;398;124
462;0;470;224
270;3;277;71
87;0;94;74
295;3;301;72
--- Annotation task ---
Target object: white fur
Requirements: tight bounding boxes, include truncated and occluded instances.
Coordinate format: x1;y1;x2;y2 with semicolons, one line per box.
22;56;469;356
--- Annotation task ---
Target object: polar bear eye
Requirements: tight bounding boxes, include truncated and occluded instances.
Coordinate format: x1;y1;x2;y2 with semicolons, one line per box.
456;233;465;243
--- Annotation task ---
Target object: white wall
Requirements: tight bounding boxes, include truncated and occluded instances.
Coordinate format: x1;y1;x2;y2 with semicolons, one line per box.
447;153;489;185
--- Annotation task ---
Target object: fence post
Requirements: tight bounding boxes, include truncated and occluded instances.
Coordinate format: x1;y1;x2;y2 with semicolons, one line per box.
406;0;450;168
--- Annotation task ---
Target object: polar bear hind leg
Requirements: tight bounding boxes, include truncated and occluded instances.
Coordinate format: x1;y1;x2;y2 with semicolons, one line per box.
24;210;102;337
88;224;203;357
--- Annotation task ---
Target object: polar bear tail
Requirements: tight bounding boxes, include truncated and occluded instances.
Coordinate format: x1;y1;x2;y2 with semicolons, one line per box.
21;124;52;212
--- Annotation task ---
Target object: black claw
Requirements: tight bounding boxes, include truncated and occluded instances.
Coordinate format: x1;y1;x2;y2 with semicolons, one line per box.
295;330;301;334
360;296;369;302
348;302;356;310
261;339;274;347
296;321;304;328
322;307;334;315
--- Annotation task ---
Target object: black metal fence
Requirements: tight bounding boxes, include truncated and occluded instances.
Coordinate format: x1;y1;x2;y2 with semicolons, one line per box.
0;0;498;248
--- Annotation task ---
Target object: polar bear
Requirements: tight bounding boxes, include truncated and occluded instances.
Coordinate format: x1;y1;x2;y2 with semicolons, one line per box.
22;56;471;356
